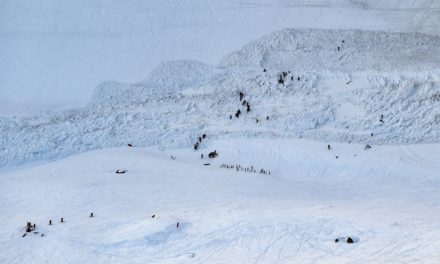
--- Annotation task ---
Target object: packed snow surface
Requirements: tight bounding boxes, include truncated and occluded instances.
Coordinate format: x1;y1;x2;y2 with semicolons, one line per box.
1;139;440;263
1;28;440;168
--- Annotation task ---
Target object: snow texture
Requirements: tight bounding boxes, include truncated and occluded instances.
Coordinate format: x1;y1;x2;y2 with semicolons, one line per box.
1;28;440;168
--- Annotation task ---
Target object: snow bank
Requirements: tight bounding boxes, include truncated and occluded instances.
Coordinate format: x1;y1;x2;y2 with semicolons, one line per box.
1;29;440;168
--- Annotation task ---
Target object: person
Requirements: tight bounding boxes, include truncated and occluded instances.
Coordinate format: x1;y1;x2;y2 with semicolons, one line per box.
201;154;203;159
327;144;331;150
61;218;64;223
90;213;94;218
49;220;52;225
239;91;244;101
266;116;269;120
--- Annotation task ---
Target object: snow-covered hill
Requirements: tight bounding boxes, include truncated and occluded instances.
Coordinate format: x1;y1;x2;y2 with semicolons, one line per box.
2;0;440;115
1;28;440;168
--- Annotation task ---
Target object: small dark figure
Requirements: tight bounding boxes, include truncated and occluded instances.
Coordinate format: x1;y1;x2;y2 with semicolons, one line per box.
337;46;340;51
49;220;52;225
263;68;266;72
41;234;44;237
194;144;198;150
242;100;247;106
282;71;288;77
278;75;284;85
202;134;206;139
176;222;180;228
247;104;250;113
256;119;259;123
336;156;339;159
239;91;244;101
297;77;300;81
116;169;126;174
327;144;331;150
22;233;27;237
342;40;345;43
208;150;218;158
127;143;133;147
346;80;352;85
198;137;202;143
291;76;294;81
348;140;352;143
379;114;384;123
151;215;156;218
235;109;241;118
266;116;269;120
90;213;94;218
33;223;36;229
371;133;374;136
335;238;339;243
61;218;64;223
230;115;232;119
201;154;204;159
365;144;372;150
26;222;32;232
347;237;354;244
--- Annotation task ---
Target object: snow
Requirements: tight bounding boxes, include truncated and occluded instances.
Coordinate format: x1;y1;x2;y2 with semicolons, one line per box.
1;29;440;168
2;1;440;263
1;0;440;116
1;139;440;263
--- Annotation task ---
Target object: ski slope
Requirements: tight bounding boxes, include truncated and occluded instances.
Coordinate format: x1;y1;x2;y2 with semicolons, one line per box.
1;139;440;263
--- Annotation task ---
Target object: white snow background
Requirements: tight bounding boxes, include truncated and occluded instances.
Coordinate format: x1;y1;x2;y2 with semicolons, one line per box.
1;1;440;263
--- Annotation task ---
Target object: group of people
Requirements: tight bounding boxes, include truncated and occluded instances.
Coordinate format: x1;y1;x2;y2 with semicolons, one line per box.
220;164;271;175
193;133;207;151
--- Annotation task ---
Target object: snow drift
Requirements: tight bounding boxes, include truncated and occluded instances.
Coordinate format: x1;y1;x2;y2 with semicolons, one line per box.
1;28;440;168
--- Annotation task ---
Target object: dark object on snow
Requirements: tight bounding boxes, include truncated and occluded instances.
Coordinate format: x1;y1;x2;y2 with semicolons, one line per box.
380;114;384;123
327;144;331;150
346;80;352;85
22;233;27;237
256;118;259;123
365;144;372;150
201;154;204;159
202;134;206;139
204;163;210;166
263;68;266;72
297;77;300;81
151;214;156;218
33;232;39;234
278;75;284;85
49;220;52;225
116;169;126;174
347;237;354;243
127;143;133;147
176;222;180;228
266;116;269;120
199;137;202;143
247;103;250;113
41;234;44;237
61;218;64;223
194;143;199;150
171;155;176;160
33;223;36;229
336;156;339;159
90;213;94;218
26;222;33;232
242;100;247;106
230;115;232;119
239;91;244;101
335;238;339;243
208;150;218;158
235;109;241;118
371;133;374;136
338;46;340;51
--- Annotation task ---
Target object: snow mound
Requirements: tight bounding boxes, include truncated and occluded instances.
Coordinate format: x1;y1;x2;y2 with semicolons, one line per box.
221;28;440;72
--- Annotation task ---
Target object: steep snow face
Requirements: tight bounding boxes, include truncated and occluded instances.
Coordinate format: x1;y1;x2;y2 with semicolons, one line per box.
221;28;440;71
1;29;440;168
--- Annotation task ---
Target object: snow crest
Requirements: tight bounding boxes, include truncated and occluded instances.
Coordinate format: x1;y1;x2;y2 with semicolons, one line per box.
1;29;440;168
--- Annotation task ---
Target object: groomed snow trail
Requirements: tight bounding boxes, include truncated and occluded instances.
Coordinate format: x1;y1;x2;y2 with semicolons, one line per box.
1;139;440;263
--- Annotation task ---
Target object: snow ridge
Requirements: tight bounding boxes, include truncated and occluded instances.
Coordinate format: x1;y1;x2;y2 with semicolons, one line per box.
1;28;440;168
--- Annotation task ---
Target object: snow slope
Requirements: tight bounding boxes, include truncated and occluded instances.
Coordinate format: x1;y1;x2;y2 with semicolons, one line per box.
1;139;440;263
1;28;439;168
2;0;440;115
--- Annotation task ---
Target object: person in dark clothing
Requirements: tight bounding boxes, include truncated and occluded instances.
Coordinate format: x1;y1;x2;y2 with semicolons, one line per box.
278;75;284;84
239;92;244;101
201;154;204;159
90;213;94;218
266;116;269;120
202;134;206;139
49;220;52;225
328;144;331;150
61;218;64;223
